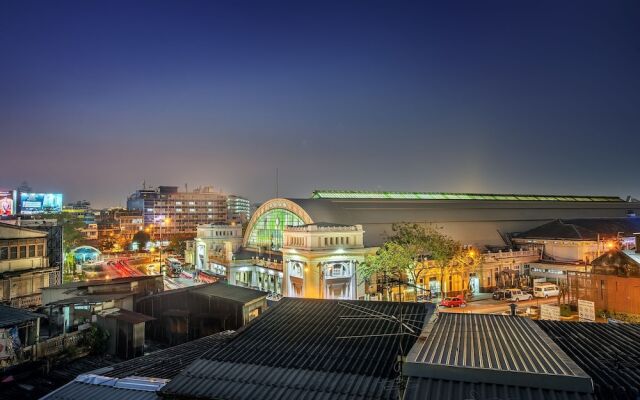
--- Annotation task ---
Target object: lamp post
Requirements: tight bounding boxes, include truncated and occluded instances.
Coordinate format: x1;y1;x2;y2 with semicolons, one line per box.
159;217;170;275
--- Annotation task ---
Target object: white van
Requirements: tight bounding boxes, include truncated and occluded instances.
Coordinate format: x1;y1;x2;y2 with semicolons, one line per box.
534;283;560;298
504;288;533;302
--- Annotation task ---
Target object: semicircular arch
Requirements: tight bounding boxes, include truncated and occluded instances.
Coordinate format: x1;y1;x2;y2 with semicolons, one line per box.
242;198;314;248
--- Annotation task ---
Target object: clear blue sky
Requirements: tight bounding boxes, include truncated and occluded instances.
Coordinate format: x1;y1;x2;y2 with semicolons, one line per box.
1;0;639;207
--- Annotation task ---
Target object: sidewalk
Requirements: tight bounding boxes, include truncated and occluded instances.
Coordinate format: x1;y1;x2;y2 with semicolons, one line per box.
467;293;493;302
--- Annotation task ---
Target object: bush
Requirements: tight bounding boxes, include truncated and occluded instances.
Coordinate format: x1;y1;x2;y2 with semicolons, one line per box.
559;304;572;317
601;311;640;324
82;325;110;354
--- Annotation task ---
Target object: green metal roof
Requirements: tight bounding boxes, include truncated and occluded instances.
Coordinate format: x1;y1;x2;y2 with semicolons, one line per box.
311;190;624;202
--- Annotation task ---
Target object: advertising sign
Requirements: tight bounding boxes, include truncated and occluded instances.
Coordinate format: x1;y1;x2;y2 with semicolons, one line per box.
19;192;63;214
578;300;596;322
0;190;16;216
540;304;561;321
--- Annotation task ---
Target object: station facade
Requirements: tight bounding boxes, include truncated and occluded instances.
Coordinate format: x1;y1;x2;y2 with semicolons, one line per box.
189;192;640;300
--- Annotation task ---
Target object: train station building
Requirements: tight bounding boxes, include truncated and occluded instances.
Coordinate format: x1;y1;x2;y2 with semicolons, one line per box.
191;191;640;299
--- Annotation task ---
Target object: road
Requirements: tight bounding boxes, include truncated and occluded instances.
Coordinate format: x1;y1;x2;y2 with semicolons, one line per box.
439;296;559;314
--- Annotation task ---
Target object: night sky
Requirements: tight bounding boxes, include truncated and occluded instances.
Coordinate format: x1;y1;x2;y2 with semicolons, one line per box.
1;1;639;207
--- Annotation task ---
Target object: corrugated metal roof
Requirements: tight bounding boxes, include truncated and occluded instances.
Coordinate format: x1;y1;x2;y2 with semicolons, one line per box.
98;330;234;379
190;282;268;304
405;313;592;393
162;359;398;400
0;304;43;328
311;190;624;202
403;377;594;400
537;320;640;400
161;298;433;399
40;376;163;400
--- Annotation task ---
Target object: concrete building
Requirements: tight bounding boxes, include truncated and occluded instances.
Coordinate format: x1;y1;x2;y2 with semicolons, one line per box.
226;195;251;222
281;223;371;299
0;223;54;308
127;186;228;238
234;193;640;298
184;223;243;271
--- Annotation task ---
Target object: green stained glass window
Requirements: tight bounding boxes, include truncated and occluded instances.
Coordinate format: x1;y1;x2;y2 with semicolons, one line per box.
247;209;305;250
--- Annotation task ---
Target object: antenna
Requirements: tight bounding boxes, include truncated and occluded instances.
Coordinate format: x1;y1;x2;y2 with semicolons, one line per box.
336;300;423;399
275;168;279;198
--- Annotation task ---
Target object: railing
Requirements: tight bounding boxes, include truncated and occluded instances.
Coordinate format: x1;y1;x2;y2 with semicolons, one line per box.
36;330;87;358
483;249;541;261
10;294;42;308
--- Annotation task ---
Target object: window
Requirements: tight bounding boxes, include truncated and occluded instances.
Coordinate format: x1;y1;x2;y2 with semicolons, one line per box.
0;247;7;260
188;201;195;205
346;237;350;245
324;237;328;246
29;245;35;257
19;246;26;258
10;247;17;259
176;201;182;205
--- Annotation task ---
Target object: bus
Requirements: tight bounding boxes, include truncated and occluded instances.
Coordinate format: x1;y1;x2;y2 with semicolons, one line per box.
164;257;183;278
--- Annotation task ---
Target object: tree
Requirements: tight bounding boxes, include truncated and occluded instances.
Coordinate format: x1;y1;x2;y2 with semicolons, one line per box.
132;231;151;250
167;233;194;255
360;242;415;300
371;223;483;299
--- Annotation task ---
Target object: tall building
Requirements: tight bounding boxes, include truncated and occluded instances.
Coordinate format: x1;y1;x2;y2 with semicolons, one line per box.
127;186;228;238
226;195;251;222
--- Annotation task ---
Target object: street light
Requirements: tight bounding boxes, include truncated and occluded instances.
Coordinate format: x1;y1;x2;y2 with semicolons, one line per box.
159;217;171;276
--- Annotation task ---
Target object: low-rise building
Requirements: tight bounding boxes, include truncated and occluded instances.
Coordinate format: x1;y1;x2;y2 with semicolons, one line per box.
281;223;372;299
0;304;42;371
184;223;243;270
136;282;267;345
0;223;54;308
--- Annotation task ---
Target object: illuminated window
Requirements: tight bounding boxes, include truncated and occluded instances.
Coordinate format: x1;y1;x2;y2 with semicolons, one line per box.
176;202;182;205
246;208;304;249
189;201;195;205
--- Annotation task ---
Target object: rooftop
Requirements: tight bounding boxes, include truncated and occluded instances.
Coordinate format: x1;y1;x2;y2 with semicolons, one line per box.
537;321;640;400
97;330;234;379
0;222;48;239
41;331;235;400
0;304;43;328
515;218;640;240
405;313;592;393
311;190;625;202
98;308;156;324
45;275;161;290
160;298;434;400
189;282;268;304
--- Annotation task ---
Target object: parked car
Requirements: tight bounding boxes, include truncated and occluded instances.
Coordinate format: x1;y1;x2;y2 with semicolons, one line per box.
533;283;560;298
440;297;467;308
492;290;507;300
504;288;532;302
521;286;534;295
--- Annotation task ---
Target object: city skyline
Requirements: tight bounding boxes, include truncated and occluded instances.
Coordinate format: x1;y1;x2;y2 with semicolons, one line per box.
2;0;640;207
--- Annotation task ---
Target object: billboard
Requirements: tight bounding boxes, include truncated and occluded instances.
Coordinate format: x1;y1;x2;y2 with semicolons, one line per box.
19;192;63;215
0;190;17;217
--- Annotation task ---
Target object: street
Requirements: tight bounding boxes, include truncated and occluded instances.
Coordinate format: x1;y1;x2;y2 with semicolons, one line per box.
438;296;560;315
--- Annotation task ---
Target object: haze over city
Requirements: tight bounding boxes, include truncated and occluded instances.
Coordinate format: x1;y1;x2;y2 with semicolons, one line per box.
2;0;639;207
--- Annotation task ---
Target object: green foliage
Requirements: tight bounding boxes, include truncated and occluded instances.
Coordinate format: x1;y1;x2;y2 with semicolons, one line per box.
363;223;483;299
601;311;640;323
82;325;110;355
167;233;195;254
132;231;151;249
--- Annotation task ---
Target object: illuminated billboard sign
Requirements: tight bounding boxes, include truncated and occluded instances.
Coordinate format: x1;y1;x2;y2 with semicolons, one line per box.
19;193;63;214
0;190;17;216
